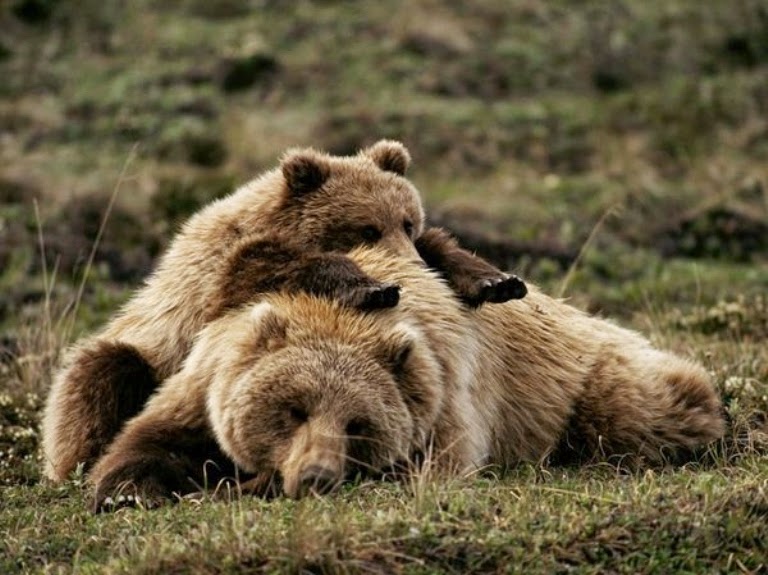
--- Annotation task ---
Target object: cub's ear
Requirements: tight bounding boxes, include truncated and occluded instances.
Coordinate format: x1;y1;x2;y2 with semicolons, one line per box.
249;302;289;353
376;324;417;379
364;140;411;176
281;149;331;197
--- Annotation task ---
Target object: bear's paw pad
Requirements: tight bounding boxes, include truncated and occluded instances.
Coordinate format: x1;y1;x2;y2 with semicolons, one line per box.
480;274;528;303
352;283;401;311
465;274;527;307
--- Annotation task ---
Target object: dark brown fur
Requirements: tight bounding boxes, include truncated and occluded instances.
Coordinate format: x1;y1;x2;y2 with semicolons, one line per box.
212;236;401;318
416;227;527;307
218;227;527;317
58;342;157;471
91;420;238;512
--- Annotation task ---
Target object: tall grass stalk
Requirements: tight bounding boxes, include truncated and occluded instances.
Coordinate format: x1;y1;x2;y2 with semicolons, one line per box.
61;143;140;346
556;204;618;299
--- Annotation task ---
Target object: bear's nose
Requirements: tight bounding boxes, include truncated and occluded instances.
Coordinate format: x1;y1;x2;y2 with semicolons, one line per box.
297;465;340;497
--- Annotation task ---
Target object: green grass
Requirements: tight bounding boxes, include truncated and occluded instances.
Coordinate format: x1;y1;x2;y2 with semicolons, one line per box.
1;0;767;572
1;295;766;573
2;460;767;573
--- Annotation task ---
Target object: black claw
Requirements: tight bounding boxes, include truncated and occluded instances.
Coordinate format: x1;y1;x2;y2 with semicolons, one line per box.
489;275;527;303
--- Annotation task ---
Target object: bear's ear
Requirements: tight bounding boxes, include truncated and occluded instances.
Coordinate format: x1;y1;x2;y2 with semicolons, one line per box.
250;302;289;352
364;140;411;176
376;324;416;380
281;149;331;198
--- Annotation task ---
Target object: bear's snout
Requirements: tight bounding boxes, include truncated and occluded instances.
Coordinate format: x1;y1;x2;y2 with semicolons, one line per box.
280;419;347;499
297;464;341;498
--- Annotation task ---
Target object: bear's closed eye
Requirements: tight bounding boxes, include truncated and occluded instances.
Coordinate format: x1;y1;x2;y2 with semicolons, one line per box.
288;406;309;424
345;418;371;437
360;225;382;243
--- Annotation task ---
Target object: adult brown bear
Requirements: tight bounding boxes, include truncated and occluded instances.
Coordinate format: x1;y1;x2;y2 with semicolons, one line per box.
90;246;724;509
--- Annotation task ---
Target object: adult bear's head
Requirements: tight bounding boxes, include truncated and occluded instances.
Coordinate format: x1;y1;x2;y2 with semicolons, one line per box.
205;295;445;498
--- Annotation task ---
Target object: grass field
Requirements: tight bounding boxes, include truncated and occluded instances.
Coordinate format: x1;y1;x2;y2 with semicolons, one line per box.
1;1;767;572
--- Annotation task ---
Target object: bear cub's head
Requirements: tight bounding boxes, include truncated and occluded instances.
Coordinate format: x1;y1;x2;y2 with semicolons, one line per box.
206;297;444;499
278;140;424;261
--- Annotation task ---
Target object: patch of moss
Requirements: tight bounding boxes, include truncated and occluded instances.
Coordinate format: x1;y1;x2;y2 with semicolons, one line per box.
660;206;768;262
184;133;228;168
38;194;161;283
0;41;12;62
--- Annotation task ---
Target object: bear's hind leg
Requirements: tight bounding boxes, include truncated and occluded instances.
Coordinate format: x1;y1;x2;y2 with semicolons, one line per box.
42;340;157;481
553;348;725;466
648;361;726;462
416;227;527;307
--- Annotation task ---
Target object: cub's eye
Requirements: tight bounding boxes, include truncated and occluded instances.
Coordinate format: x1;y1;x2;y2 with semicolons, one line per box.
360;225;382;243
345;418;370;438
403;220;414;237
288;406;309;424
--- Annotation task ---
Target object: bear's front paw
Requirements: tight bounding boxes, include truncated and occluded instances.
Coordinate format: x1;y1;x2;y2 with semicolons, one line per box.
346;283;401;311
92;459;189;513
462;274;527;308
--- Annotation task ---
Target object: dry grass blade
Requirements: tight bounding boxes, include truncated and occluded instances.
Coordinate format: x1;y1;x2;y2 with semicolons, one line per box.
60;143;141;346
557;204;619;299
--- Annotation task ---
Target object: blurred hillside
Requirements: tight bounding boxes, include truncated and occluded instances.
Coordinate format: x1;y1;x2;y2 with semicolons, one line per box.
1;0;767;335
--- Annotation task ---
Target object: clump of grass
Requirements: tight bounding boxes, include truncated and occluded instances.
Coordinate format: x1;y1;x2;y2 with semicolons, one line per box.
3;459;767;573
0;390;42;485
0;151;139;489
671;294;768;338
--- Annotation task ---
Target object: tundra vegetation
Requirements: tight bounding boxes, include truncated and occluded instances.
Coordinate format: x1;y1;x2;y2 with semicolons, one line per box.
1;1;766;572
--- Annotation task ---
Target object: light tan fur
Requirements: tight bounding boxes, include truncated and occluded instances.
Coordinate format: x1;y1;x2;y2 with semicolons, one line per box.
211;246;725;475
356;247;725;468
